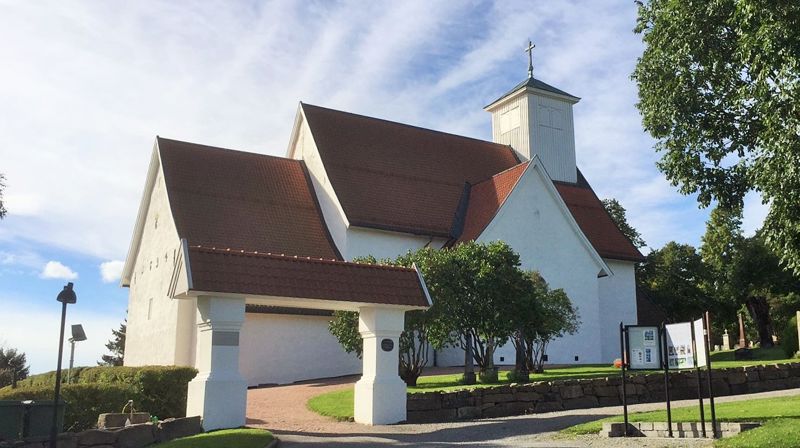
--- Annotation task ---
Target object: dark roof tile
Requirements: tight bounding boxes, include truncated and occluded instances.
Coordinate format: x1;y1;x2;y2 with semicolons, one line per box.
158;137;341;260
187;246;429;307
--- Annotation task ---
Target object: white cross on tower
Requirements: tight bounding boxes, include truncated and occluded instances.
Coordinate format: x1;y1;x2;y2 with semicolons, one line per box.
525;40;535;78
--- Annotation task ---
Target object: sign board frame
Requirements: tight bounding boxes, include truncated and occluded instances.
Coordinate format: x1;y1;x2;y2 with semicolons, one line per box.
624;325;662;370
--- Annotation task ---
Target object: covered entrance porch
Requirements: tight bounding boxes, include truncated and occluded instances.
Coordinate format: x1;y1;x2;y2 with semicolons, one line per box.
173;244;431;429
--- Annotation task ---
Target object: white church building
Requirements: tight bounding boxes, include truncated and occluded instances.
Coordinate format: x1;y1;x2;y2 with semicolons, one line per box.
121;71;643;390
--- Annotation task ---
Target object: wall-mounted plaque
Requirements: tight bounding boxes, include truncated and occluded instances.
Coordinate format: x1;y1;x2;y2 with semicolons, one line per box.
381;339;394;352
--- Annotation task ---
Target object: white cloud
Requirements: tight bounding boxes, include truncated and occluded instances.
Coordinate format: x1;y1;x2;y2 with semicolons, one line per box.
99;260;125;283
0;0;710;258
40;261;78;280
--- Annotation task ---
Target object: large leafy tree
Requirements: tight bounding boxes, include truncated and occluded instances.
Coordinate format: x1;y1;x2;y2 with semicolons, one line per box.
638;242;712;322
0;346;30;388
633;1;800;274
329;241;529;384
98;320;126;366
511;271;580;375
602;198;646;249
700;207;799;346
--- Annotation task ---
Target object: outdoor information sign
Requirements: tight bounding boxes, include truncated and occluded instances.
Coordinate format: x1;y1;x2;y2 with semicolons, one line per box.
693;318;708;368
625;326;661;370
665;322;695;369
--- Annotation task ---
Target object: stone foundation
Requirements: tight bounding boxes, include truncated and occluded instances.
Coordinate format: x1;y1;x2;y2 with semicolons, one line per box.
406;362;800;423
0;417;202;448
603;421;761;438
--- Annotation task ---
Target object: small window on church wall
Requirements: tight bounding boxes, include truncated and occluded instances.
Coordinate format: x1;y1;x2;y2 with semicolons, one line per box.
147;298;153;320
499;106;521;134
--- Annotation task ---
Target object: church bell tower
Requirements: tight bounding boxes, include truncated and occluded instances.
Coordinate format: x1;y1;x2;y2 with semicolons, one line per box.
485;41;580;183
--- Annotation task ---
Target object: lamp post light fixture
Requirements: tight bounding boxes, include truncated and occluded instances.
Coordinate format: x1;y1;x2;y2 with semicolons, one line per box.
67;324;87;384
50;282;77;448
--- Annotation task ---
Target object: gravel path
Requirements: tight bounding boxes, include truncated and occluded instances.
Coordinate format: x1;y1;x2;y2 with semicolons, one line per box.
246;379;800;447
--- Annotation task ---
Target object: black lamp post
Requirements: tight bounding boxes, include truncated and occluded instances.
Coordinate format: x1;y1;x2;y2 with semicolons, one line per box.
50;282;76;448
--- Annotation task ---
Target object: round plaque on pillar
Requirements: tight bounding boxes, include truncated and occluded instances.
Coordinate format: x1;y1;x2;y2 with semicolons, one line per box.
380;338;394;352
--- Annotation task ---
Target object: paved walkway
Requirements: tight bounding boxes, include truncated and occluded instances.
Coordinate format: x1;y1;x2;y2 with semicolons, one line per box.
247;379;800;447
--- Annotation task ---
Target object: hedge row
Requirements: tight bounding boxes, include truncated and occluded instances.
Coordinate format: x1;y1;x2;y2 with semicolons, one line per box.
0;366;197;431
0;383;136;432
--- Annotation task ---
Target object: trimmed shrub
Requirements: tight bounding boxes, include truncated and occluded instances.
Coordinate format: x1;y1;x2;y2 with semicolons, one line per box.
0;383;136;431
0;366;197;425
507;369;530;383
782;315;799;358
478;368;499;384
77;366;197;418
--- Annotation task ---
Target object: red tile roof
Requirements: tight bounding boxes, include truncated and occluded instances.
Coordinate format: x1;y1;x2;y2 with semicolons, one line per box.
554;173;645;262
302;103;520;237
158;137;341;260
457;162;530;243
186;246;430;308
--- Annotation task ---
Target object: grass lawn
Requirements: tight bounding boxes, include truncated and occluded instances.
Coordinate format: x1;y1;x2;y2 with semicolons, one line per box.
305;347;797;422
307;388;355;421
156;428;273;448
562;395;800;447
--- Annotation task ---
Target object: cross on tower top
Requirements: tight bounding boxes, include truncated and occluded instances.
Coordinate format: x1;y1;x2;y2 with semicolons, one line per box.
525;40;535;78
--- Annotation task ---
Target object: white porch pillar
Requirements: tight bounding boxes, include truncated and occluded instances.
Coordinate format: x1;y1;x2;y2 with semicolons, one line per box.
354;306;407;425
186;296;247;430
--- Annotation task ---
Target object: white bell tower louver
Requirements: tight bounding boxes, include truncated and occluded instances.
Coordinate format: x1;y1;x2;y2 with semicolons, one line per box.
485;43;580;183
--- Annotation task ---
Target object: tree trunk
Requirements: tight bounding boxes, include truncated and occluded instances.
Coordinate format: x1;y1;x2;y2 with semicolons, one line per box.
463;334;476;385
746;296;775;348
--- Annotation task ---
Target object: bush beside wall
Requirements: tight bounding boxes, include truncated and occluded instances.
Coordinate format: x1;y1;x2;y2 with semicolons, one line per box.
0;383;136;431
0;366;198;431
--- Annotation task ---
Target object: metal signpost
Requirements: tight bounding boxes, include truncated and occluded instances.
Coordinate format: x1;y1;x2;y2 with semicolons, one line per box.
619;313;718;439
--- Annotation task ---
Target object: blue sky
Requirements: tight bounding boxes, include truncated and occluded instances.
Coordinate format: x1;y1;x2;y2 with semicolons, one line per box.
0;1;768;374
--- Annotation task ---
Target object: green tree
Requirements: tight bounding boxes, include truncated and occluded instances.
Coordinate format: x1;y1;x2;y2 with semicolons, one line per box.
700;206;745;325
0;173;7;219
328;241;528;385
638;242;712;322
728;234;799;347
438;241;528;382
602;198;646;248
633;0;800;274
0;347;29;388
328;250;442;386
511;271;580;375
98;320;126;366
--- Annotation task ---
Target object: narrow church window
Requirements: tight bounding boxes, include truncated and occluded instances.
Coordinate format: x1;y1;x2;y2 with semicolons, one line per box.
147;298;153;320
154;214;159;229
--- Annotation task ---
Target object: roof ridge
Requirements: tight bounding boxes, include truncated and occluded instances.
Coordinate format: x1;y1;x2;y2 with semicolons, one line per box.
301;103;515;155
157;136;293;162
188;245;415;272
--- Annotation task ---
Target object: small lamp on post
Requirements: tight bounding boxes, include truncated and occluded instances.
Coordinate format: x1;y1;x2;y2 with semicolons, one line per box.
67;324;87;384
50;282;76;448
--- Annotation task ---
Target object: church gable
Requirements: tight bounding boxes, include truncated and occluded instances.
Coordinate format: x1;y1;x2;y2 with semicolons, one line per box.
475;159;610;276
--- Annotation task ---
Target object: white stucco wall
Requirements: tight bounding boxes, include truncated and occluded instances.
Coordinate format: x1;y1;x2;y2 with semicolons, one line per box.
239;312;362;386
343;227;446;261
476;163;605;365
124;161;193;367
598;259;638;362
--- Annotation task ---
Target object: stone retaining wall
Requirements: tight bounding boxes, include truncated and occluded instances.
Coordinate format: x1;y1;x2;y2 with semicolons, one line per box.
0;417;202;448
406;362;800;423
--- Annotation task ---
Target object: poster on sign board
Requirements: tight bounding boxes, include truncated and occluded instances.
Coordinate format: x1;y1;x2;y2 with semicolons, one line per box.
693;318;708;368
665;322;695;369
626;326;662;370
